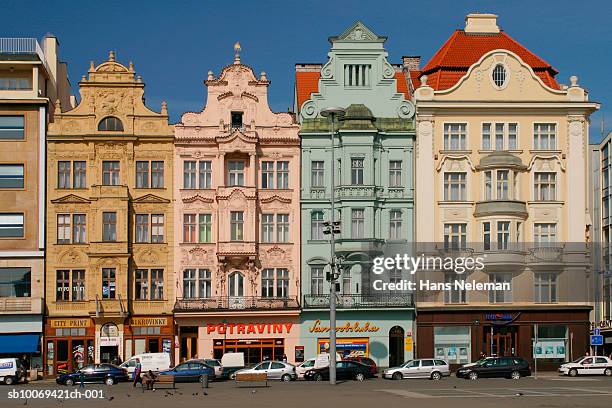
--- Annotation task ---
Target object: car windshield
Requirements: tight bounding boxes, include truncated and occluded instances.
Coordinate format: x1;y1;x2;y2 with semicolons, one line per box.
571;357;585;363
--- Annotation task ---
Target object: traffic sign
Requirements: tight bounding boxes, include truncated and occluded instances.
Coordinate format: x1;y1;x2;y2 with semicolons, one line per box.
590;335;604;346
594;328;601;336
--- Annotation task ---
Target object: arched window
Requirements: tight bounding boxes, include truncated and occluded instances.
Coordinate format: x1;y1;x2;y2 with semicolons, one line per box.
98;116;124;131
492;64;507;88
228;272;244;297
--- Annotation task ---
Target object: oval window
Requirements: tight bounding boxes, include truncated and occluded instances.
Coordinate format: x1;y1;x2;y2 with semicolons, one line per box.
492;64;507;88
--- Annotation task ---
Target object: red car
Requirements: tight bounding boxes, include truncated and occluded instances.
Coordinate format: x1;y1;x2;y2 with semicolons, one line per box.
344;357;377;376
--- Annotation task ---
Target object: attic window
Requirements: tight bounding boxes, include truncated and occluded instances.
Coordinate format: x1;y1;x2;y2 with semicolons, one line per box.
98;116;124;131
344;64;371;87
492;64;507;88
231;112;243;129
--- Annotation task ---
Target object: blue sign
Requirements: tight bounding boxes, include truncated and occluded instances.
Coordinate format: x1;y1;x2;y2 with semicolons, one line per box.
484;313;514;321
594;328;601;336
591;335;604;346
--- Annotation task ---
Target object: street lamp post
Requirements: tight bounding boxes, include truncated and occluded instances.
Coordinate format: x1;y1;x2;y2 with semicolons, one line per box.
321;106;345;385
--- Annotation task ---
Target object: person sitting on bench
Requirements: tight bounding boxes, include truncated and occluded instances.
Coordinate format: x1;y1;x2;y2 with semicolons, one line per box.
142;370;157;390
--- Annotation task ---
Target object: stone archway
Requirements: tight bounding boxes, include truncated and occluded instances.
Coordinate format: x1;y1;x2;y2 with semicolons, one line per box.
389;326;405;367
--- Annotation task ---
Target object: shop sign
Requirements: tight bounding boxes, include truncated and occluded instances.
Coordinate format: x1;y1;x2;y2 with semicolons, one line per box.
206;322;293;335
405;337;413;352
484;313;514;321
50;319;91;328
99;337;119;347
130;317;168;327
318;338;369;357
308;320;380;333
591;320;612;330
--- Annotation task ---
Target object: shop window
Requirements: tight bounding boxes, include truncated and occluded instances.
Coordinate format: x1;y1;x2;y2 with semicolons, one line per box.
533;325;567;362
434;326;471;365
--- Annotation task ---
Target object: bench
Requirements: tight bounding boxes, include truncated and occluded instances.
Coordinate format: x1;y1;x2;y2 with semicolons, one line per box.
234;372;268;387
141;374;175;392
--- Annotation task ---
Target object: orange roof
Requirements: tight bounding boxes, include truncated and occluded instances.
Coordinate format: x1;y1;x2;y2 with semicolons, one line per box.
295;70;412;111
420;30;560;90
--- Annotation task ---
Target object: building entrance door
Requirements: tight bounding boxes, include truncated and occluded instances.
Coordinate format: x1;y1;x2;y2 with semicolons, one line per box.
484;326;517;357
389;326;405;367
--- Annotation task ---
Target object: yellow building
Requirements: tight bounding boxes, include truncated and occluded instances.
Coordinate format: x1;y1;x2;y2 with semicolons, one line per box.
45;52;174;376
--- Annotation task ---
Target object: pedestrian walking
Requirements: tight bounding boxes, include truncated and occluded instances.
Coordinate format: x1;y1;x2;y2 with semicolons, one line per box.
132;358;142;388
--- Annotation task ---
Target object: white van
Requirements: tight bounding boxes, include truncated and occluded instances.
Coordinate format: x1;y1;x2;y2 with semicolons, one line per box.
0;358;26;385
221;352;245;379
120;353;171;374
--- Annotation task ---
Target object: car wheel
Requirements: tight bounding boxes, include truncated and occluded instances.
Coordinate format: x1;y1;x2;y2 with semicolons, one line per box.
568;369;578;377
605;368;612;377
4;376;14;385
431;371;442;381
392;372;402;380
281;374;291;382
314;373;323;382
510;370;521;380
105;377;114;386
65;378;75;386
468;371;478;380
355;373;365;382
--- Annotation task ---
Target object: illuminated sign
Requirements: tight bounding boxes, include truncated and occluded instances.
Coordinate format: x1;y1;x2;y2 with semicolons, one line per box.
206;322;293;335
308;320;380;333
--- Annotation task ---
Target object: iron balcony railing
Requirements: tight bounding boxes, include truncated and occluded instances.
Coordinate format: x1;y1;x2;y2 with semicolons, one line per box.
303;294;413;309
174;296;300;312
0;38;50;73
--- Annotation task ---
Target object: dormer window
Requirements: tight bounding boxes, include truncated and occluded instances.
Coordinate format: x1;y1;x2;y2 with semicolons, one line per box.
98;116;124;131
492;64;507;88
231;112;243;129
344;64;371;87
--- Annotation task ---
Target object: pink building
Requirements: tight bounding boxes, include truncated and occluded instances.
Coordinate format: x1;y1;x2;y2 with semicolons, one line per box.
173;51;301;365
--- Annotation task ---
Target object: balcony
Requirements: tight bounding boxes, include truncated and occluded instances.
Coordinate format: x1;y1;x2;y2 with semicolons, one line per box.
474;200;528;218
335;185;383;199
94;295;128;317
527;245;565;271
0;38;44;58
477;248;526;271
217;241;257;259
303;294;413;309
0;297;43;314
174;296;299;312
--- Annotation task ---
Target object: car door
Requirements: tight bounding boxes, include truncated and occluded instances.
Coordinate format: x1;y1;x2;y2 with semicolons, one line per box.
594;358;608;375
255;362;270;377
578;357;594;375
173;363;190;382
419;360;435;378
268;362;285;380
80;364;95;383
477;359;497;378
401;360;420;378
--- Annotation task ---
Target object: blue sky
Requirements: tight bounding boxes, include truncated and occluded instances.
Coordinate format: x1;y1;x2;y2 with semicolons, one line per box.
2;0;610;141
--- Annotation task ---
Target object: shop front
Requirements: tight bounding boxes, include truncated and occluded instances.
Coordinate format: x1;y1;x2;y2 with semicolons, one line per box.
0;315;43;374
300;310;415;369
124;316;173;360
591;320;612;356
417;308;590;370
44;318;95;376
175;315;301;365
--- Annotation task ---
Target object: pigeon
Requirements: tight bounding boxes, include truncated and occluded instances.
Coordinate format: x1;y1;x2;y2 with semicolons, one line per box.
514;392;524;396
108;396;114;401
22;399;27;406
203;392;208;396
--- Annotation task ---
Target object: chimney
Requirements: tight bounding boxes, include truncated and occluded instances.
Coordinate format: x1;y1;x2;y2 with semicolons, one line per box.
464;13;500;34
402;56;421;71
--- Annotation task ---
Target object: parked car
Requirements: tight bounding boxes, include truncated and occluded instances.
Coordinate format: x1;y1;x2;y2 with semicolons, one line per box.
558;356;612;377
159;360;215;383
344;356;378;377
304;360;373;382
296;359;316;379
383;359;450;380
234;361;296;382
56;364;129;386
0;358;26;385
201;359;223;377
221;352;245;379
119;353;171;374
456;357;531;380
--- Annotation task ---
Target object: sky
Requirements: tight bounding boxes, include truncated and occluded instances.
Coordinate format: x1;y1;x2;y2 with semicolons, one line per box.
2;0;611;142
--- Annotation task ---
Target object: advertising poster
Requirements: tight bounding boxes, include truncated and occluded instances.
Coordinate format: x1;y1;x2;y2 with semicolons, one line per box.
318;338;369;358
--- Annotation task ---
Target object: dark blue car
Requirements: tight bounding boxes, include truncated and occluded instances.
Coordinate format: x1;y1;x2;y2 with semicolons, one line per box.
159;360;215;382
56;364;129;386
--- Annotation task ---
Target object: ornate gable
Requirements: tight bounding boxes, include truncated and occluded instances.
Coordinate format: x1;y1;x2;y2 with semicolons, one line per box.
334;21;384;42
132;194;171;204
216;129;257;153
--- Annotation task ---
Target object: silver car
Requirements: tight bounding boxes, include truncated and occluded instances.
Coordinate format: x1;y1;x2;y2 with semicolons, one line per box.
383;359;450;380
235;361;297;381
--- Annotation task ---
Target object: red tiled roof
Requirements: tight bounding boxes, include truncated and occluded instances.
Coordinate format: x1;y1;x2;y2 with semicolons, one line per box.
420;30;560;90
295;69;412;112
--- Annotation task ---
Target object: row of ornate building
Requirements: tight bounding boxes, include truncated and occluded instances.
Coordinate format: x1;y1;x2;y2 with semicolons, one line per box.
0;13;605;376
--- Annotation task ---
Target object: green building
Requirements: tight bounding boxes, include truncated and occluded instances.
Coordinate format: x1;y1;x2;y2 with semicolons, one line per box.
295;22;416;368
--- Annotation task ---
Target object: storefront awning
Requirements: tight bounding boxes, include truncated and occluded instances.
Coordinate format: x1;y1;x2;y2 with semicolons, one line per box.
0;334;40;354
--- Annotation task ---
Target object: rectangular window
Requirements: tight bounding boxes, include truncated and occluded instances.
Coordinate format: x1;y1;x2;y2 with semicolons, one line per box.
0;77;31;90
311;266;324;295
102;161;120;186
444;273;466;304
151;161;164;188
351;209;364;238
508;123;518;150
277;161;289;189
198;214;212;243
135;269;148;300
72;214;86;243
351;158;364;185
276;268;289;298
496;170;509;199
0;213;24;237
389;210;402;240
102;212;117;242
198;160;212;189
534;123;557;150
311;212;324;240
534;172;556;201
151;269;164;300
489;273;512;303
72;270;85;301
497;221;510;250
230;211;244;241
198;269;211;298
344;64;371;87
444;123;467;150
261;161;274;189
482;123;491;150
151;214;164;243
182;269;197;299
135;214;149;243
231;111;243;128
0;116;24;139
228;161;245;186
57;214;71;244
434;326;471;365
483;222;491;251
0;164;24;188
534;223;557;244
58;161;71;189
277;214;289;243
0;267;31;297
484;171;492;200
56;270;70;301
183;161;196;189
444;172;466;201
444;223;466;250
389;161;402;187
73;161;86;189
101;268;116;299
311;161;324;187
261;214;274;243
262;268;274;298
495;123;504;150
136;161;149;188
535;272;557;303
183;214;196;243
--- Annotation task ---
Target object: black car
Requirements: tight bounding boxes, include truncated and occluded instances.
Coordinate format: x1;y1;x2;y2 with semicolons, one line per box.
56;364;129;386
304;360;373;382
456;357;531;380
